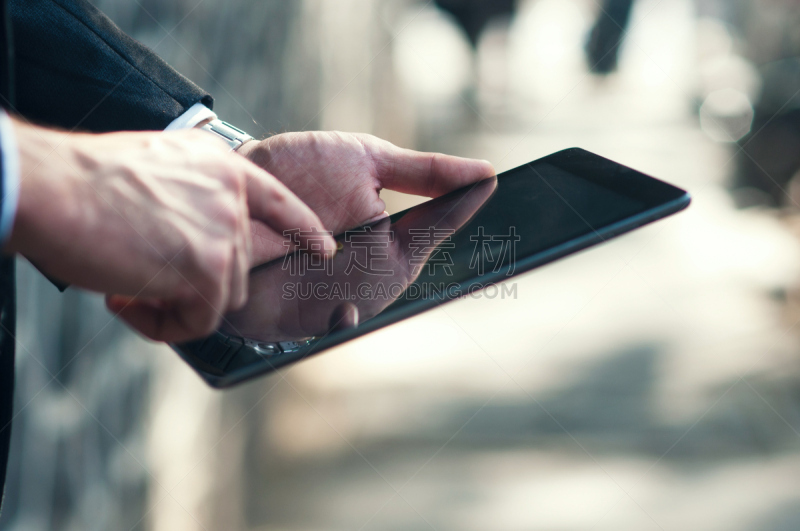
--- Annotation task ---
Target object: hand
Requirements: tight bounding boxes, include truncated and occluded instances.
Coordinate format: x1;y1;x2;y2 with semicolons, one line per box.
5;118;335;342
236;131;495;264
221;176;498;341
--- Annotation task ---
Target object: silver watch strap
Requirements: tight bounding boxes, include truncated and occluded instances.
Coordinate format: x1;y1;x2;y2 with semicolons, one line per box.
200;119;254;151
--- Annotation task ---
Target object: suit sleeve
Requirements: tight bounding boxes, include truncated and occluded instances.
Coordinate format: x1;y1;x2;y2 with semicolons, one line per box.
8;0;213;132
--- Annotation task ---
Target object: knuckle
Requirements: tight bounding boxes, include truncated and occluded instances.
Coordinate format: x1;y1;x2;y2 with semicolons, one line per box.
267;185;288;205
204;243;234;278
229;166;247;189
217;165;244;190
353;132;376;144
185;244;231;300
215;200;241;231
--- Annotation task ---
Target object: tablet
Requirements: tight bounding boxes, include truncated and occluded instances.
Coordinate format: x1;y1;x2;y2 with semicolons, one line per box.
173;147;690;388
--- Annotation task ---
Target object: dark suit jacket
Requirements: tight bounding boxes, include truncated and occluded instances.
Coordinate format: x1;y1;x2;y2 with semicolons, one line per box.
0;0;214;510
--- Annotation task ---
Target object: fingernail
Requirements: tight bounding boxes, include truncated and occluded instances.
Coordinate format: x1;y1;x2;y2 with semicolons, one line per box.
325;237;338;258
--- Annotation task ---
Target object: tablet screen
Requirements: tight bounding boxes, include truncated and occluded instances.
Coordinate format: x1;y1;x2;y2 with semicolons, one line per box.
394;161;647;302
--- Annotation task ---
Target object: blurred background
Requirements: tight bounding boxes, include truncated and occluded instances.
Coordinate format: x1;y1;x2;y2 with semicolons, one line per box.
3;0;800;529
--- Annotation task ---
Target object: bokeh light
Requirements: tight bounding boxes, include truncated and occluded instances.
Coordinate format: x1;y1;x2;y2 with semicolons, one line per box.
700;88;755;142
393;7;473;104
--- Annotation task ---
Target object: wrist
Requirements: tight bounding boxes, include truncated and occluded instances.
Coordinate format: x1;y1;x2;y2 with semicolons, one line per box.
6;120;82;259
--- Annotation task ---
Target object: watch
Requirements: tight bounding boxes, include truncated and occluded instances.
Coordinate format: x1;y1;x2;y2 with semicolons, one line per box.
200;119;254;151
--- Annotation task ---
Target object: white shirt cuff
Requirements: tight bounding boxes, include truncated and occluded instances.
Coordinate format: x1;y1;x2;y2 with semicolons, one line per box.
0;110;20;243
164;103;217;131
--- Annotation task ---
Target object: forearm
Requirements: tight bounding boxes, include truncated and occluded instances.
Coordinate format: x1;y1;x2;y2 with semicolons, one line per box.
9;0;213;131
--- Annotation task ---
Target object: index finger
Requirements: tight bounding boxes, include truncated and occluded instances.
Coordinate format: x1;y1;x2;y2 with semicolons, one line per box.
365;136;495;197
240;160;336;260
